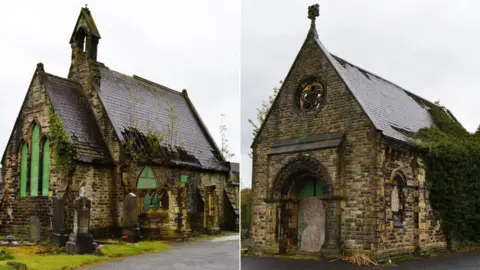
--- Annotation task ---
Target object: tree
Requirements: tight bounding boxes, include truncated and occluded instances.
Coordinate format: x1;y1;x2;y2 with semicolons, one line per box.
247;80;282;157
219;114;235;161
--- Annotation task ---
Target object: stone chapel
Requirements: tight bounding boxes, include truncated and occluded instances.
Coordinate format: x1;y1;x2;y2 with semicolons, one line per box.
249;4;449;259
0;7;239;240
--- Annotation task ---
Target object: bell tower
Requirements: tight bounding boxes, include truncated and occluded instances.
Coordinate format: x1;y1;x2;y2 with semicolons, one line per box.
69;5;101;62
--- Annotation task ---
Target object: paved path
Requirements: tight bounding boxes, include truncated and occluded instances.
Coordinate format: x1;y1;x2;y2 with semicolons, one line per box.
82;235;239;270
242;250;480;270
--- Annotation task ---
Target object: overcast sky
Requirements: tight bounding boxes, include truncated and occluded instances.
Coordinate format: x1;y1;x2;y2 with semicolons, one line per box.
0;1;241;167
241;0;480;188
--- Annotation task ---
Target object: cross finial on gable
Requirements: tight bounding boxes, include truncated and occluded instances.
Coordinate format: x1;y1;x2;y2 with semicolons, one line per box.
308;4;320;27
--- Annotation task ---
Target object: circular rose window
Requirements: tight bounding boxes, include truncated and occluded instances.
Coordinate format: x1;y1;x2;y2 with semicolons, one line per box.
295;78;326;114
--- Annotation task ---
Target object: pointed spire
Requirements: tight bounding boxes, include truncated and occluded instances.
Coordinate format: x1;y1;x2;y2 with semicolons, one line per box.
308;4;320;28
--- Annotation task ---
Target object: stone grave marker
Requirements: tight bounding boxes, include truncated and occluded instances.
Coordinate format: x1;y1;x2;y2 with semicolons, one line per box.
66;188;95;254
51;196;69;246
30;216;40;242
122;193;140;243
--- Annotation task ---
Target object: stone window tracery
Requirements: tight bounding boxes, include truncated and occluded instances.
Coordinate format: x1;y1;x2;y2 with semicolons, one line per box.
18;123;50;198
295;77;326;114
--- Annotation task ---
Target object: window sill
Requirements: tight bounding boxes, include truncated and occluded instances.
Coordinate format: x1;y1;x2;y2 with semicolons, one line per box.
393;220;403;228
18;195;50;200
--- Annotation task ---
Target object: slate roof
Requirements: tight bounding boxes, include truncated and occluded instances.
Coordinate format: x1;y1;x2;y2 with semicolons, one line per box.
94;64;227;171
44;74;110;162
312;36;442;143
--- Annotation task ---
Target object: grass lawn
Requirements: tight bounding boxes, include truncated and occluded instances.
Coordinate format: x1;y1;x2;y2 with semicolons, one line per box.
0;241;169;270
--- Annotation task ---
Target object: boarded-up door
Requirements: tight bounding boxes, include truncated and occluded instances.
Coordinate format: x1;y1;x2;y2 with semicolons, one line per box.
298;178;325;252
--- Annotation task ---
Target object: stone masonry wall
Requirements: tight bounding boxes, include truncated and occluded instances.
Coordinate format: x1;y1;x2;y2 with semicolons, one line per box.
0;67;63;240
70;164;118;237
120;163;230;236
374;143;446;258
250;32;378;253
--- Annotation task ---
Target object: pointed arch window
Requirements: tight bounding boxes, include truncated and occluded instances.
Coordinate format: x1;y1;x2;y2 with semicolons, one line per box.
30;124;40;197
152;192;160;210
41;138;50;196
19;143;28;197
143;193;151;211
136;166;158;189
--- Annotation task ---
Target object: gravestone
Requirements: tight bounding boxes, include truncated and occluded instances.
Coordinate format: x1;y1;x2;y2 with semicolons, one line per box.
122;193;140;243
51;196;69;246
30;216;41;242
66;188;95;254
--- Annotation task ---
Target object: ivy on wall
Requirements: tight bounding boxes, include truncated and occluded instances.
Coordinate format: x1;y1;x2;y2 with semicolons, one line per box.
49;107;77;177
414;106;480;245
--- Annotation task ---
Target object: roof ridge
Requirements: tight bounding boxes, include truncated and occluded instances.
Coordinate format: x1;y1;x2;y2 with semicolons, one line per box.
132;75;183;96
44;72;82;86
330;54;441;109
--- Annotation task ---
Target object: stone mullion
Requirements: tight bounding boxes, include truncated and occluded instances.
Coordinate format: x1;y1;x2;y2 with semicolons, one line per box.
181;183;190;233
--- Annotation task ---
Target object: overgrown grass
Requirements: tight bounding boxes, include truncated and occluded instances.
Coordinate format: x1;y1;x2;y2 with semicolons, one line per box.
0;241;169;270
100;241;169;258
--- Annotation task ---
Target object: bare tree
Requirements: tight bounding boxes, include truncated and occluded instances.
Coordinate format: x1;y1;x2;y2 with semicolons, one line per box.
219;113;235;161
248;80;282;158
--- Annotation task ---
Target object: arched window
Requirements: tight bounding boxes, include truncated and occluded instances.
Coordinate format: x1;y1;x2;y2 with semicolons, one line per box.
30;124;40;197
143;193;151;212
41;139;50;196
19;143;28;197
152;192;160;210
75;28;87;53
136;166;158;189
161;191;169;210
392;172;406;227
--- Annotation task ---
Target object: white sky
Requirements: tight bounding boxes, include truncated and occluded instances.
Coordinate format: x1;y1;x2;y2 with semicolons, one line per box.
241;0;480;187
0;1;241;166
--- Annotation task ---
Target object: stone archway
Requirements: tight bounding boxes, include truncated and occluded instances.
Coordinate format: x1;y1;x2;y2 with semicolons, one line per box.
269;155;339;254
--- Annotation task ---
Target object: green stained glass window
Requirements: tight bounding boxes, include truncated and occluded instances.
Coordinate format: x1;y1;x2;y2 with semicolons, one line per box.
20;143;28;197
42;139;50;196
210;178;216;185
143;193;151;211
30;124;40;197
180;175;188;183
137;166;158;189
152;192;159;210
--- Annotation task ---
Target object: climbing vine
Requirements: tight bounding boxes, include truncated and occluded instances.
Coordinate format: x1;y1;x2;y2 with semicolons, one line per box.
413;105;480;246
49;107;77;177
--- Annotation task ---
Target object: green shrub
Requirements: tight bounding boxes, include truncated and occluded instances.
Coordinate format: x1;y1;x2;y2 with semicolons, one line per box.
414;106;480;245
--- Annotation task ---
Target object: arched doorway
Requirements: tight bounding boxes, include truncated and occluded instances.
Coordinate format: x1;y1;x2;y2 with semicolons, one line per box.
270;155;335;254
